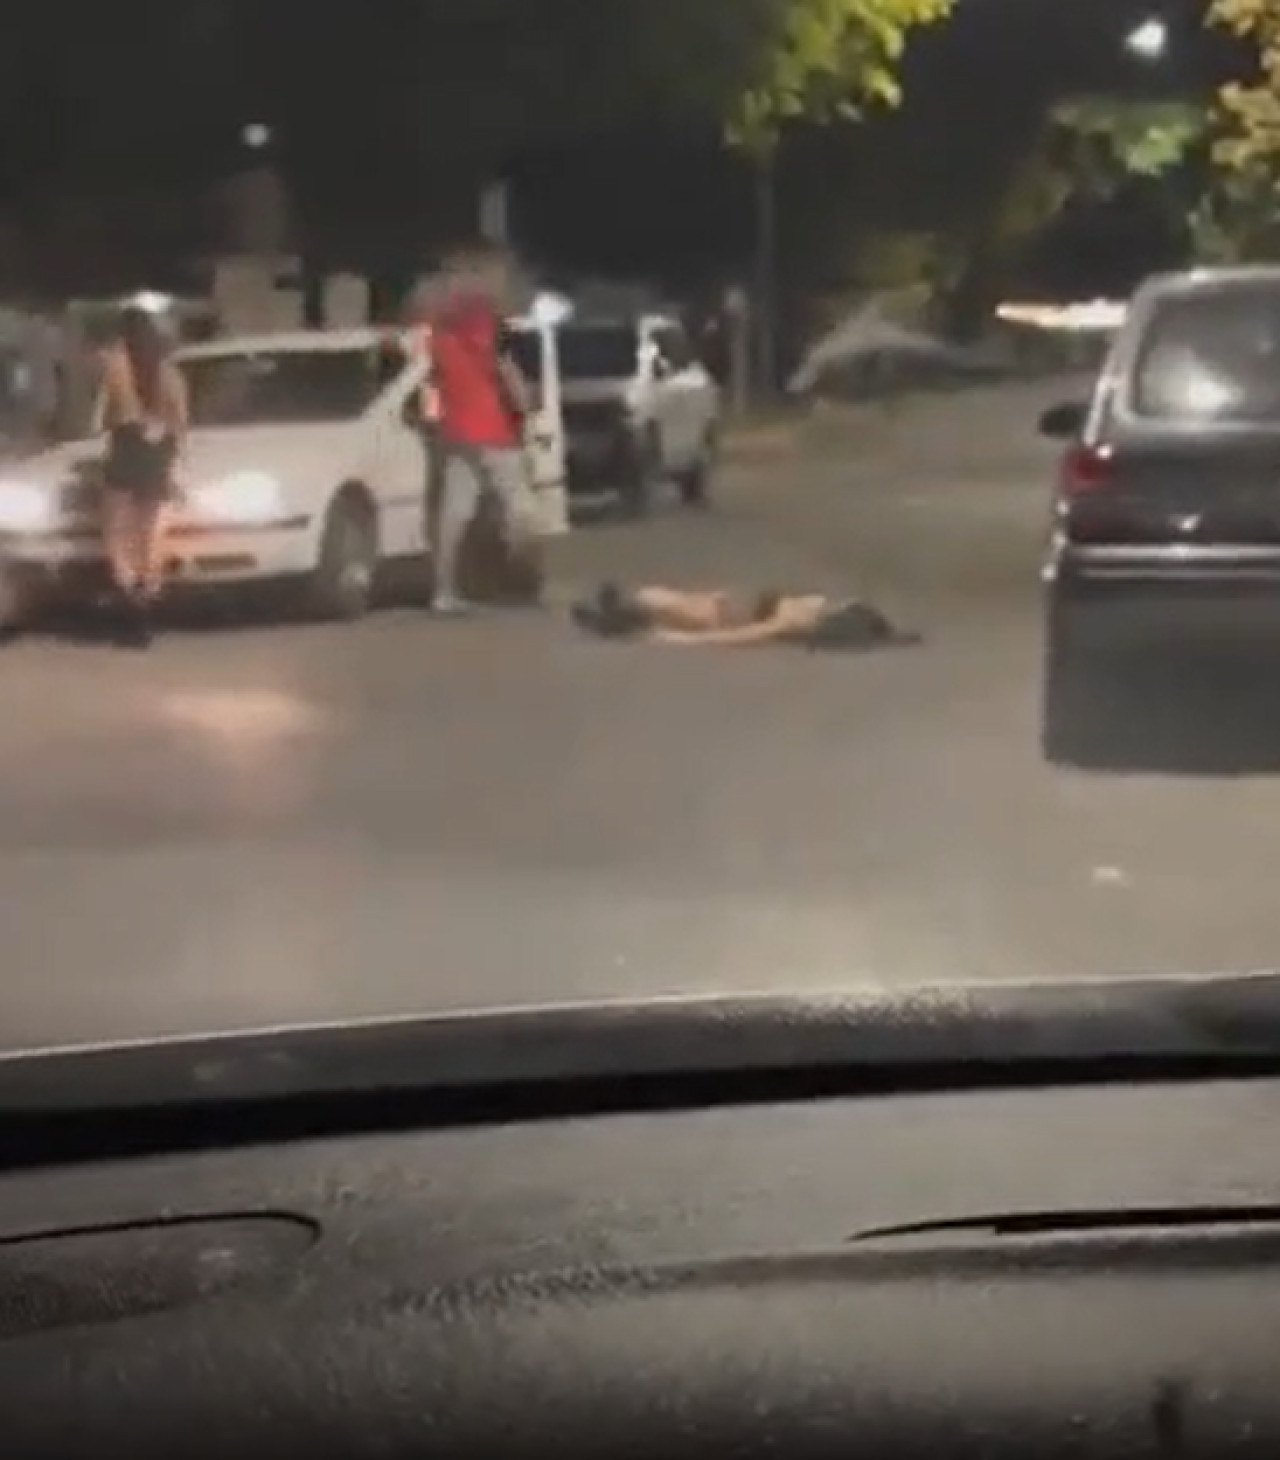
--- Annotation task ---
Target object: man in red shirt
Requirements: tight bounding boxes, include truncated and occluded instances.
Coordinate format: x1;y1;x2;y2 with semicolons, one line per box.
426;241;539;613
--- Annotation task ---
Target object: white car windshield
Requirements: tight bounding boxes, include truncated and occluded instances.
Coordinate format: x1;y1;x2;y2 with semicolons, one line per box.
180;344;404;428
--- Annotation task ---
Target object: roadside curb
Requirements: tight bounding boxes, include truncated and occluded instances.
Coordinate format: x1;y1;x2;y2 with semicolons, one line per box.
721;419;802;461
719;375;1088;468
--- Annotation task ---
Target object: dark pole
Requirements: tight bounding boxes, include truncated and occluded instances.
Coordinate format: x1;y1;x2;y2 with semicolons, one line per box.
754;148;777;398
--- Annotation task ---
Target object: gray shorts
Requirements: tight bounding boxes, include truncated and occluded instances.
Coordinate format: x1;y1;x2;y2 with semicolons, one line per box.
440;445;540;541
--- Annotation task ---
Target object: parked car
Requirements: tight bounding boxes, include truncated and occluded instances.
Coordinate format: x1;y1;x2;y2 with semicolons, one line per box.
1038;266;1280;764
0;318;567;629
507;309;720;517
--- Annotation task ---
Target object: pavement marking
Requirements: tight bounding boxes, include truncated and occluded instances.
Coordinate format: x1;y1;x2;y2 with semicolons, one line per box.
159;688;332;742
1090;865;1131;889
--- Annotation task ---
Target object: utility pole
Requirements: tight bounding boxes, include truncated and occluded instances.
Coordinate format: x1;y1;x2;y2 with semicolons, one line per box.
480;179;511;247
753;148;778;398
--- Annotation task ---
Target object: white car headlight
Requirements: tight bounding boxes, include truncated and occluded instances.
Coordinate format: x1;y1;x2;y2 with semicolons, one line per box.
0;481;55;533
189;471;283;524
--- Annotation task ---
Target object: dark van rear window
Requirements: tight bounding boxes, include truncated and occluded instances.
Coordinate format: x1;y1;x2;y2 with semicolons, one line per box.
1131;284;1280;424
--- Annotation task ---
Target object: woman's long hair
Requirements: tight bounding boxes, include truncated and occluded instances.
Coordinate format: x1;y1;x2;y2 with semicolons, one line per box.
118;305;166;415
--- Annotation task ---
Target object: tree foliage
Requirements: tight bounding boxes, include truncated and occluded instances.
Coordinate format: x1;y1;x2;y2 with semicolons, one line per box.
720;0;955;152
967;99;1201;276
848;231;943;293
1207;0;1280;174
1199;0;1280;258
1052;99;1206;183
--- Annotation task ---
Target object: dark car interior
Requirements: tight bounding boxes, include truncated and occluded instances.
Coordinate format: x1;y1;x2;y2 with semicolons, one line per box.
2;975;1280;1457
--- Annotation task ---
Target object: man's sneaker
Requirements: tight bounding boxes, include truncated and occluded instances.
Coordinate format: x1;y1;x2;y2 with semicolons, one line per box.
431;593;476;617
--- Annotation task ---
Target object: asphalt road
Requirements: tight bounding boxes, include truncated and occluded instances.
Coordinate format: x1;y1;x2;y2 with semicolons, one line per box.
6;376;1280;1053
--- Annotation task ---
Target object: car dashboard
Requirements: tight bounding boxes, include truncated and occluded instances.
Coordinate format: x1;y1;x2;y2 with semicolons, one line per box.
3;981;1280;1458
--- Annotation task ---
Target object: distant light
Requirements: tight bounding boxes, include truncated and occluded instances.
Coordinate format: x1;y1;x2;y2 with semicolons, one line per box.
242;123;272;150
996;298;1128;333
129;291;172;315
1125;18;1168;61
530;291;573;327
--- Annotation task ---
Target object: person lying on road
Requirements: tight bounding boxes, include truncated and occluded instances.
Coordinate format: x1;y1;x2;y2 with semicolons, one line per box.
570;582;919;650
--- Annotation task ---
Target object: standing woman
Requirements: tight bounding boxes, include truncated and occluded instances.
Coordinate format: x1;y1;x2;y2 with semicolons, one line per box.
98;305;187;641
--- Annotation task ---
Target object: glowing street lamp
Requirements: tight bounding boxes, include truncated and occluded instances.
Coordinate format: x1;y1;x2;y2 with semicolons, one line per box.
1125;18;1169;62
529;291;572;328
128;291;173;315
242;123;272;150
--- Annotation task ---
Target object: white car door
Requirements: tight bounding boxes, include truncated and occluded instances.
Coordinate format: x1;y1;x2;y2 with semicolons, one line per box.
651;322;712;467
522;320;569;534
366;347;429;559
639;323;684;467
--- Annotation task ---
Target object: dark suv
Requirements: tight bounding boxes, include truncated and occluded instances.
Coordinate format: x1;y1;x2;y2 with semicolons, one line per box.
1038;267;1280;763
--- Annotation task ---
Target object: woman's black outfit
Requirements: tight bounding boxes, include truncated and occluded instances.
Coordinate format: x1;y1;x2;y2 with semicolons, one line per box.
103;421;176;503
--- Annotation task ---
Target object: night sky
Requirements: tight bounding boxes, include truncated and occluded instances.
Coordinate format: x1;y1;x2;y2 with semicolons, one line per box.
520;0;1212;294
0;0;1217;299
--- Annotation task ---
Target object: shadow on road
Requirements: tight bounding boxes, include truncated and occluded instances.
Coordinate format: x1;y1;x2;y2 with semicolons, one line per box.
13;593;309;645
1046;648;1280;777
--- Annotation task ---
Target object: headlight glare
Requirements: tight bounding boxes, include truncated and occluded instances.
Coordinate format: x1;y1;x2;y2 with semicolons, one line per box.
190;471;282;523
0;481;54;533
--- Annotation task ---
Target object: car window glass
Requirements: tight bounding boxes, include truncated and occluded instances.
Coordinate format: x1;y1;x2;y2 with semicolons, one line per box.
1132;286;1280;422
654;326;693;371
180;348;384;427
375;341;408;389
512;325;637;381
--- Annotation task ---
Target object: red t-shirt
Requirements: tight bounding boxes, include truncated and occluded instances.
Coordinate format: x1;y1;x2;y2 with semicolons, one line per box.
430;293;520;448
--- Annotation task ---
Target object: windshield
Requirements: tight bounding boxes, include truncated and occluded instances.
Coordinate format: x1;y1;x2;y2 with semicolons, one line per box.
509;324;638;381
179;347;395;427
8;2;1280;1081
1131;286;1280;422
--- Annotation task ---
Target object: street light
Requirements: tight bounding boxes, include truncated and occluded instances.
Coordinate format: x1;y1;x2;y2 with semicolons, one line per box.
242;123;272;150
1125;17;1169;62
128;291;173;315
529;291;572;328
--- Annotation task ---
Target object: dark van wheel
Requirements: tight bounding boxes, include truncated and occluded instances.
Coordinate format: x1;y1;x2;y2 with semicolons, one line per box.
677;427;717;508
617;428;661;519
0;563;39;641
304;493;378;622
1041;591;1097;767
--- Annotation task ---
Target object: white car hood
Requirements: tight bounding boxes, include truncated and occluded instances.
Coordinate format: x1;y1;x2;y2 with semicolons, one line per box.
13;424;359;490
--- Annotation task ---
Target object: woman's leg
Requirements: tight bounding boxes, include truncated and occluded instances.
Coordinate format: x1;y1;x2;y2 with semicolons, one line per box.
136;497;172;603
433;449;484;610
100;489;140;598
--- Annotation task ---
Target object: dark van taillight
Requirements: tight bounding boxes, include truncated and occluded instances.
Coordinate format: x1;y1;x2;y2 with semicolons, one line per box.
1060;443;1112;494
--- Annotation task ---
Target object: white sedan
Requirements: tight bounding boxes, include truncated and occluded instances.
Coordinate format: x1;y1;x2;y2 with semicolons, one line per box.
0;324;564;626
